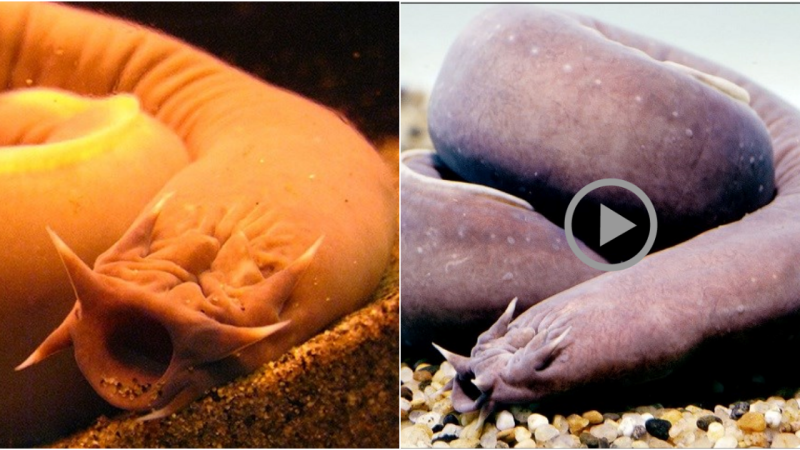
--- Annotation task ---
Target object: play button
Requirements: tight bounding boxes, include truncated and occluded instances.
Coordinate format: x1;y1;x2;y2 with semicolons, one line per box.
600;204;636;246
564;178;658;271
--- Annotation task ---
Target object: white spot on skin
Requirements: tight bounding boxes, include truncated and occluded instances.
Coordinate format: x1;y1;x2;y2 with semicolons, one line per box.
685;129;693;137
502;272;514;281
562;64;573;73
416;247;423;254
736;305;745;313
672;111;679;118
507;34;516;42
750;156;756;164
635;95;642;102
594;79;602;85
530;47;539;55
444;256;471;273
507;236;516;245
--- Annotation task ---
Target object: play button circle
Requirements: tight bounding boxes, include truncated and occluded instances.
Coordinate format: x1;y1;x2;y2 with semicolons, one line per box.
564;178;657;271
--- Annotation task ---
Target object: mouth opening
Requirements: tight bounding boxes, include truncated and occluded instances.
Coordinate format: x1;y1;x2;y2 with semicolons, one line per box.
106;312;173;386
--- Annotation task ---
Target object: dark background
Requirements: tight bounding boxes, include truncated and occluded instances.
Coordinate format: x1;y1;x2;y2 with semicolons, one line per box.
72;3;398;142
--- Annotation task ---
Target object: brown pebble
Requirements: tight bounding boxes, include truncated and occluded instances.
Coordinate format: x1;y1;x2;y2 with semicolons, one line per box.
580;432;600;447
413;370;432;382
567;414;590;434
583;410;604;425
696;414;722;431
738;411;767;433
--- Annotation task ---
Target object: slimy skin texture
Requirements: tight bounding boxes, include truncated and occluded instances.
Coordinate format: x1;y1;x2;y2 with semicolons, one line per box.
401;149;604;353
1;3;394;445
416;6;800;415
428;7;774;260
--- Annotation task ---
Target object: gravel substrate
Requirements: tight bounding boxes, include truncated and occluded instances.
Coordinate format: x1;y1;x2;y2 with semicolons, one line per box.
48;140;400;447
401;361;800;449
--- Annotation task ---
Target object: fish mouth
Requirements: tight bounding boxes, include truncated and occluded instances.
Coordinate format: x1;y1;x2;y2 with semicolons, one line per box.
71;302;178;411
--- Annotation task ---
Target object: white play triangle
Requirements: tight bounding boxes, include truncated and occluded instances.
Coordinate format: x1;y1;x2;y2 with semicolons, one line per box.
599;204;636;246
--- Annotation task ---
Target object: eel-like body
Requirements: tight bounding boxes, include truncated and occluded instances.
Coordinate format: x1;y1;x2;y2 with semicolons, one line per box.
1;2;395;442
407;6;800;414
401;149;604;353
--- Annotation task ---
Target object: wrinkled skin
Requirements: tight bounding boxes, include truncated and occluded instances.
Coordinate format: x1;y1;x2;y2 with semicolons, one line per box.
1;3;395;446
413;6;800;414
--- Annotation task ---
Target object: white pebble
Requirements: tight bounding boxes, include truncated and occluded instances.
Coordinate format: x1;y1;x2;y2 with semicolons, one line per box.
534;424;560;442
641;413;654;422
515;426;532;442
693;435;714;449
714;405;731;420
449;437;480;448
590;422;619;441
515;438;538;448
431;398;455;416
527;413;549;432
712;435;738;449
724;424;742;441
400;366;414;383
613;436;634;448
707;422;724;442
411;389;426;408
480;423;499;449
619;416;638;437
497;410;516;431
417;411;442;429
400;424;432;448
750;400;770;413
408;410;425;424
552;434;580;448
438;361;457;379
765;409;782;428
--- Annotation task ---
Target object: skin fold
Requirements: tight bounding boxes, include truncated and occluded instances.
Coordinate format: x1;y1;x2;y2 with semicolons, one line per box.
0;3;395;446
401;149;604;354
413;6;800;415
